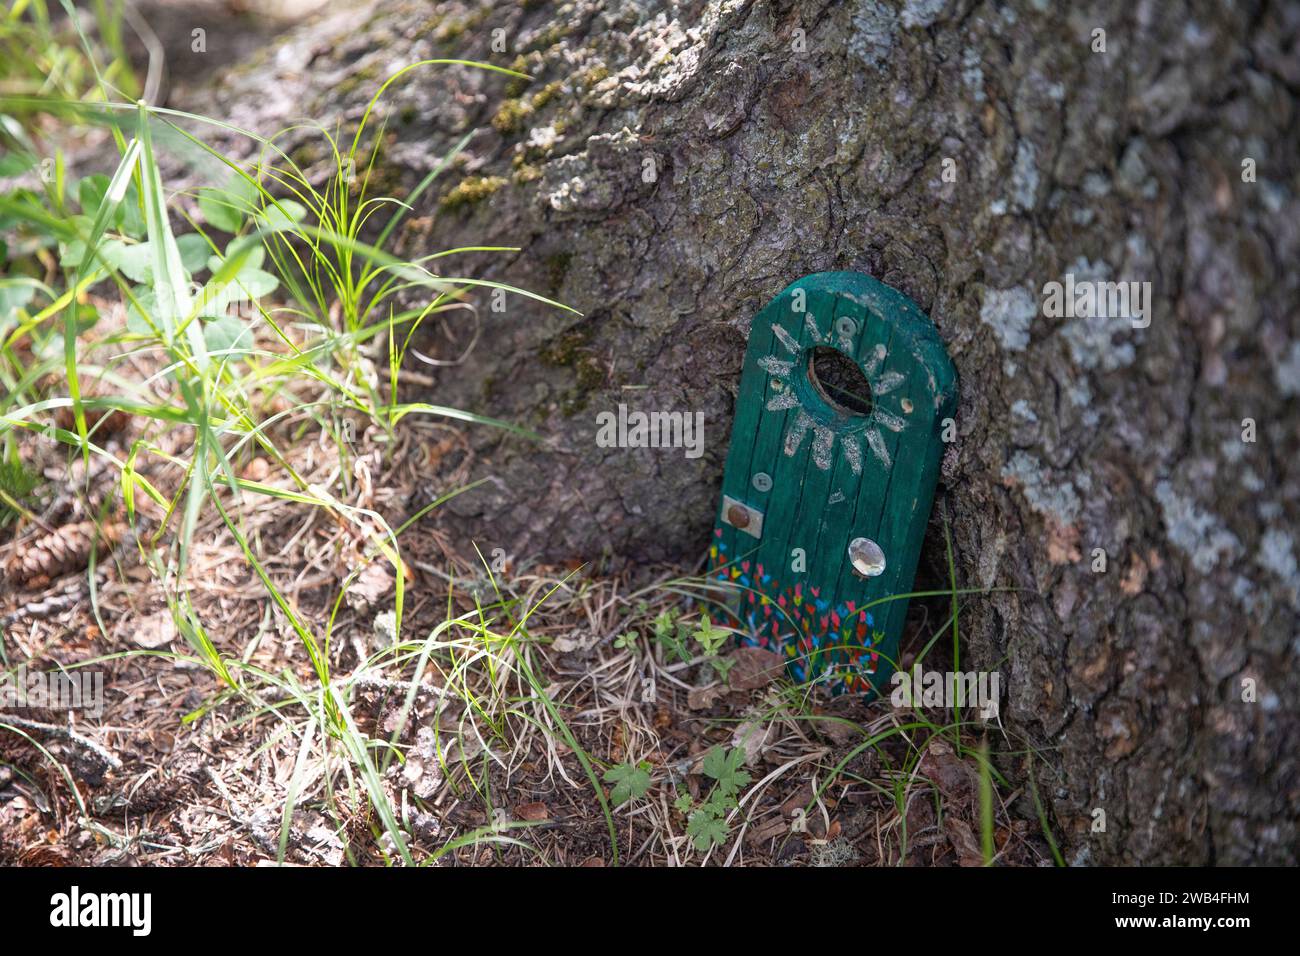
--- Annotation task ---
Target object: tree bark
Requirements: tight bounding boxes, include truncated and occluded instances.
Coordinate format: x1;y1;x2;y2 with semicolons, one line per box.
184;0;1300;864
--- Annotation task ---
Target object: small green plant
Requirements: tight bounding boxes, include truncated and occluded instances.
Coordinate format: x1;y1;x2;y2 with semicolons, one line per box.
651;607;692;664
647;608;738;679
691;614;728;656
0;444;38;527
603;760;652;805
678;745;751;852
612;630;639;651
708;656;735;681
691;613;737;681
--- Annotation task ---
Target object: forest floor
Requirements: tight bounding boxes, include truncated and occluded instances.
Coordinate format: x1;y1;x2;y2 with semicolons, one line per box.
0;315;1053;866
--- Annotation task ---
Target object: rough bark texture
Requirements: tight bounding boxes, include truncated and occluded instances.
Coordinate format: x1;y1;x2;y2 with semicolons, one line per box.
184;0;1300;864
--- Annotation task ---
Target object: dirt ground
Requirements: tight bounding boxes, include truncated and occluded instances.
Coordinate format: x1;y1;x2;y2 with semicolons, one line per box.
0;373;1052;866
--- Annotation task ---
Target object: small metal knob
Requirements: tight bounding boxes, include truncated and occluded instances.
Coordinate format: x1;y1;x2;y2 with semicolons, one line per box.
727;504;750;529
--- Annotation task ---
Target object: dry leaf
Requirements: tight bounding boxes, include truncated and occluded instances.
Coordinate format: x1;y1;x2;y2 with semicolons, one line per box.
727;646;786;690
514;802;550;821
945;817;984;867
346;562;393;611
918;738;979;812
241;457;270;481
132;610;178;649
687;684;724;710
731;718;772;764
746;814;790;846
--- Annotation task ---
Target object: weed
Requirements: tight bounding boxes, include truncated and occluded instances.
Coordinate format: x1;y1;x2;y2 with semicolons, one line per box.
603;760;652;805
690;613;736;681
651;607;692;664
678;745;751;851
0;445;38;526
0;15;616;863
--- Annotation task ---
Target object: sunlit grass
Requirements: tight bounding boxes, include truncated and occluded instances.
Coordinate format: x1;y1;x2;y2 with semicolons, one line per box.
0;6;600;862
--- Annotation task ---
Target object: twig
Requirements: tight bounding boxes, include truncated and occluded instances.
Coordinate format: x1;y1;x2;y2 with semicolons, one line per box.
0;713;123;771
1;587;84;627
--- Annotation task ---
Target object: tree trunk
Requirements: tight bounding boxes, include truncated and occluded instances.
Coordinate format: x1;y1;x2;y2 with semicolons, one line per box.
183;0;1300;864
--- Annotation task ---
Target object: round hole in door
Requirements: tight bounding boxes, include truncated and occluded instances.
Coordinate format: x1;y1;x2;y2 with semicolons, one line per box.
807;346;873;417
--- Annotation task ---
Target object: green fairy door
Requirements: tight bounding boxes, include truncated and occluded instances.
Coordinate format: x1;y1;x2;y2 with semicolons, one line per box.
709;272;957;695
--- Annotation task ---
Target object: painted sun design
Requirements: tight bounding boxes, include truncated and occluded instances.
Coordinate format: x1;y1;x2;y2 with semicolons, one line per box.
758;314;908;474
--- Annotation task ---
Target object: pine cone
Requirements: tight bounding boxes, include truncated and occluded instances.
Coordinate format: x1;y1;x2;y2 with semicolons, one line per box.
3;521;124;587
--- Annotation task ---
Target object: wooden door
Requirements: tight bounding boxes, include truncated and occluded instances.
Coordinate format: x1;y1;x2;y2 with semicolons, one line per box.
709;272;957;695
